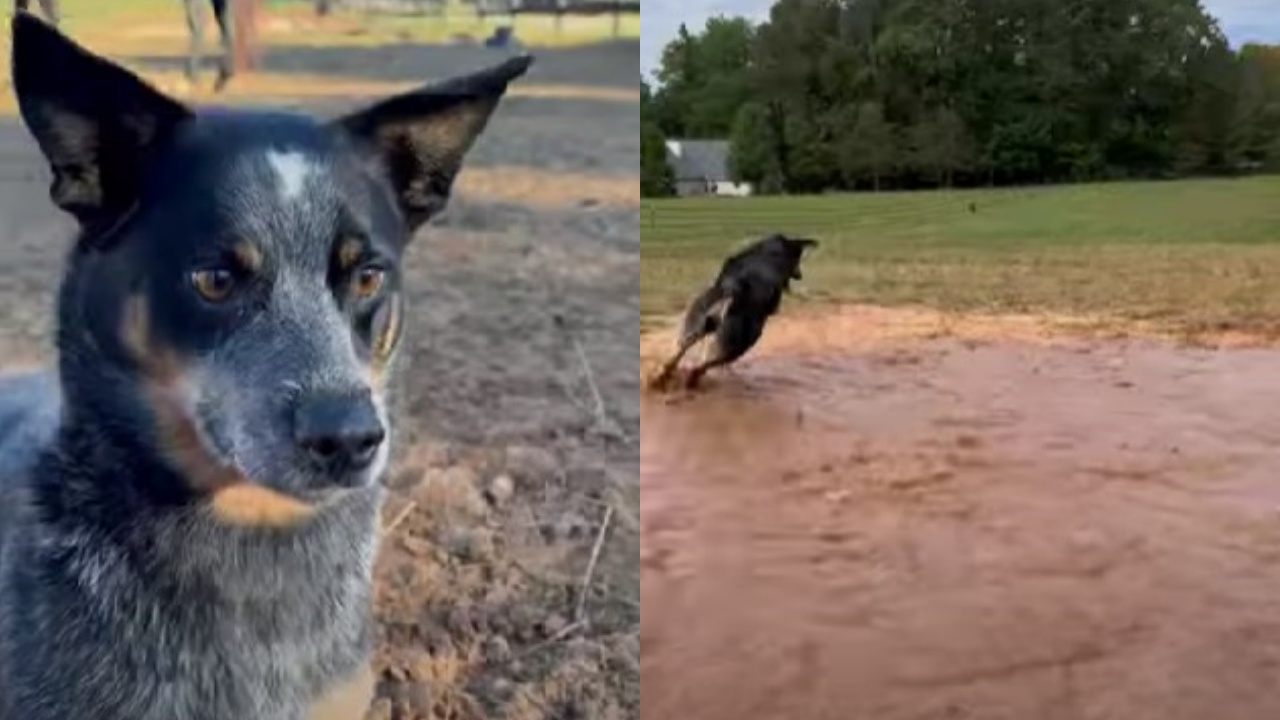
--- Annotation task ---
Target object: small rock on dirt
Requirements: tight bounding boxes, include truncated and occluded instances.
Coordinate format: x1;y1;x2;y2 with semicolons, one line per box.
486;474;516;506
504;445;559;484
490;677;514;697
484;635;512;663
541;512;590;542
541;613;569;637
444;527;496;564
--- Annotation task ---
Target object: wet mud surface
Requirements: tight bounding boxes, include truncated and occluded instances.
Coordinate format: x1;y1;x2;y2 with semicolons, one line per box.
642;307;1280;720
0;40;637;720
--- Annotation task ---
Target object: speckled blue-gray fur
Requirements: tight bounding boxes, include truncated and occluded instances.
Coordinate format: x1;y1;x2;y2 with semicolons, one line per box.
0;13;530;720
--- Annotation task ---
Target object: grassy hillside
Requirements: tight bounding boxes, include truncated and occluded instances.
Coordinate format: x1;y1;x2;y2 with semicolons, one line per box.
642;177;1280;336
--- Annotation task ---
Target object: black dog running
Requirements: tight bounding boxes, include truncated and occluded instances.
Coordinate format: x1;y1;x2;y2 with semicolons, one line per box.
657;233;818;389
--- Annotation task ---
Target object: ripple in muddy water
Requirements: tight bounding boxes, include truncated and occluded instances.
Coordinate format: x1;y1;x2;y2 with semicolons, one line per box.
642;325;1280;720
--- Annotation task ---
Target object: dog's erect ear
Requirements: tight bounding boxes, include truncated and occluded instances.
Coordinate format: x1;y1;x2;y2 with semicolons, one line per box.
12;14;193;234
333;54;533;234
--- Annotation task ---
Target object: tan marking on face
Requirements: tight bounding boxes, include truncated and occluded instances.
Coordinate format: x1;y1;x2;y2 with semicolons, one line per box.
232;240;263;274
126;294;233;487
209;483;319;527
373;293;402;360
368;293;402;385
122;293;188;382
337;237;363;272
121;293;157;369
123;294;317;526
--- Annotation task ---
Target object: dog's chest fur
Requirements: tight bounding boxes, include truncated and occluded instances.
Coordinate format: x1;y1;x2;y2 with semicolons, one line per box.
0;459;381;720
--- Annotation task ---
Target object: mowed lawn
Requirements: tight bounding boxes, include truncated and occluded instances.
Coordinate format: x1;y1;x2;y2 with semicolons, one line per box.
642;176;1280;336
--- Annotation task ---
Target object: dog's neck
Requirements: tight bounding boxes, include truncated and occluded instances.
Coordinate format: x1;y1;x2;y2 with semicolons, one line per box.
11;419;381;714
32;416;383;606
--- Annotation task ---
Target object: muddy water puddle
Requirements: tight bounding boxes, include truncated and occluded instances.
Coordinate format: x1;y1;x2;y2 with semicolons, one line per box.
643;334;1280;720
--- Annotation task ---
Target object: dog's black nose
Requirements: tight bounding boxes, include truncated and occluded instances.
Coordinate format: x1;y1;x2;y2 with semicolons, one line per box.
293;391;385;475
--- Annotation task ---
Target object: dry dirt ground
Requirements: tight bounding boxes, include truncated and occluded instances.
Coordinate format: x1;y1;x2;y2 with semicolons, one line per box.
0;41;638;720
642;306;1280;720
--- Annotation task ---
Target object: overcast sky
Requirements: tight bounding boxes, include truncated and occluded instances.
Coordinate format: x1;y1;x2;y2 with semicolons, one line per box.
641;0;1280;79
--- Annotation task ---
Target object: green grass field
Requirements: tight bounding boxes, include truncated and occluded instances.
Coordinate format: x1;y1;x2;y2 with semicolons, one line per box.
642;176;1280;337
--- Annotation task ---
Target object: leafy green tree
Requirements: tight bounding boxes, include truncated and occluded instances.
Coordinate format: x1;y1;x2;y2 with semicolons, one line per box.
653;18;755;138
908;107;976;187
641;79;674;197
728;102;783;193
641;123;674;197
649;0;1280;192
1234;45;1280;170
838;102;895;191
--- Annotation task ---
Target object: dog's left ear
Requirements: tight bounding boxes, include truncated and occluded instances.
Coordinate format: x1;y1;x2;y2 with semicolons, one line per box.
789;238;819;250
334;55;533;234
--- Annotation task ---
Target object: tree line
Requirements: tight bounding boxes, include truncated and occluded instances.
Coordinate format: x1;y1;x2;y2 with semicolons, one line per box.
641;0;1280;196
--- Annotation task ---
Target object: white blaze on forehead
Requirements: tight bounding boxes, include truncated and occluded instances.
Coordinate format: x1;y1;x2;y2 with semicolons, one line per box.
265;150;317;202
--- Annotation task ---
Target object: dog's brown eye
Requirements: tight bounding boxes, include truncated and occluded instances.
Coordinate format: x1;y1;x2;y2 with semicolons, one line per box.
353;266;385;299
190;268;236;302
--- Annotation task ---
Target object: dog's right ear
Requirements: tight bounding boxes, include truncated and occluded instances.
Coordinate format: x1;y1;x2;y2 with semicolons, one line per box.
11;14;193;233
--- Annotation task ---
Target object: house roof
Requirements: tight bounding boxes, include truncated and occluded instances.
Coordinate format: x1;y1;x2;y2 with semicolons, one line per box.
666;140;731;182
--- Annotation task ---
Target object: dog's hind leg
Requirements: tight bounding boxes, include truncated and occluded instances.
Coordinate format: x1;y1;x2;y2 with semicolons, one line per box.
685;334;746;389
685;310;765;390
654;322;716;386
656;330;705;381
653;286;731;385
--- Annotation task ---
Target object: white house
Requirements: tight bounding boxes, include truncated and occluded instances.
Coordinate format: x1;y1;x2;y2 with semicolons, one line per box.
664;140;753;197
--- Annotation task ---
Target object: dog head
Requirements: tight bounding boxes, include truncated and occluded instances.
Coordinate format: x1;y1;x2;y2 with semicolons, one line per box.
749;233;818;287
780;235;818;281
12;16;530;523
